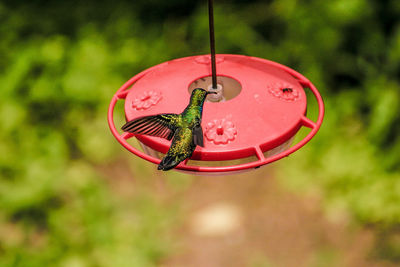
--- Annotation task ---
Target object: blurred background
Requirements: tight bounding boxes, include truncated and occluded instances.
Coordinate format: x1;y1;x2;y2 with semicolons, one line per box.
0;0;399;266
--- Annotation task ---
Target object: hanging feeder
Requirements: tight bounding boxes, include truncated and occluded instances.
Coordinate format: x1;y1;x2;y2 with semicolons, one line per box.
108;0;324;175
108;54;324;175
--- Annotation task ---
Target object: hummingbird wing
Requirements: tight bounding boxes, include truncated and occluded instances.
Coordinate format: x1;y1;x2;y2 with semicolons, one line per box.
121;114;180;140
192;124;204;147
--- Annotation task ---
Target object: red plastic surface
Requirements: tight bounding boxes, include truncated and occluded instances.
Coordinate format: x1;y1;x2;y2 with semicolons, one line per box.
108;54;324;173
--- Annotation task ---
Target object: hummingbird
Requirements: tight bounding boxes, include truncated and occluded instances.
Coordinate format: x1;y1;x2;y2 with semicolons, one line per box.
121;88;217;171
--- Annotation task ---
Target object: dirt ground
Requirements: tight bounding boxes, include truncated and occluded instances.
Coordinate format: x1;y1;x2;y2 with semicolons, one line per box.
158;166;396;267
102;159;397;267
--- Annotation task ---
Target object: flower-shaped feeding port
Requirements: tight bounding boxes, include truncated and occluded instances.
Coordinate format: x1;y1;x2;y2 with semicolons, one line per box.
267;82;299;102
131;91;162;110
205;118;237;145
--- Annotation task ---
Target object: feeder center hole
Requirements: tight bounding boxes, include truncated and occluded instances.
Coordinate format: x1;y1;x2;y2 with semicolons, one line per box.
188;76;242;102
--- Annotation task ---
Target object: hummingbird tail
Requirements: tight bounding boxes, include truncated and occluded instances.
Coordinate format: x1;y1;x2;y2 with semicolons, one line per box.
157;155;180;171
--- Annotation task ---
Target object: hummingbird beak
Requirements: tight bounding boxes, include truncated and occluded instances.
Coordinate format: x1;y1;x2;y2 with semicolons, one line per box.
207;91;218;95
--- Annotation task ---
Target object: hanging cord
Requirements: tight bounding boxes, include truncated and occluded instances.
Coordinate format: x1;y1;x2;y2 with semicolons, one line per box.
208;0;217;89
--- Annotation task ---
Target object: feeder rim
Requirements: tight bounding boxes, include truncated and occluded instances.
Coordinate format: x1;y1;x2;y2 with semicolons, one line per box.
108;54;325;173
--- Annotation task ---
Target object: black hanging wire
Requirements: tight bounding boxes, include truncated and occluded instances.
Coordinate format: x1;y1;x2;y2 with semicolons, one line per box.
208;0;217;89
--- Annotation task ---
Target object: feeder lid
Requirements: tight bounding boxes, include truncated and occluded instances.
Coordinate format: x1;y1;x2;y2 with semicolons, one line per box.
123;54;307;161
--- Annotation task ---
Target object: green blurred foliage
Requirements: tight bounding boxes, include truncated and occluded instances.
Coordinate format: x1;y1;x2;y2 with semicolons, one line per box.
0;0;399;265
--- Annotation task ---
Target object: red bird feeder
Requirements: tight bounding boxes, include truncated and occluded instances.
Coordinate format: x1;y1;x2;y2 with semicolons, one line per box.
108;54;324;175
